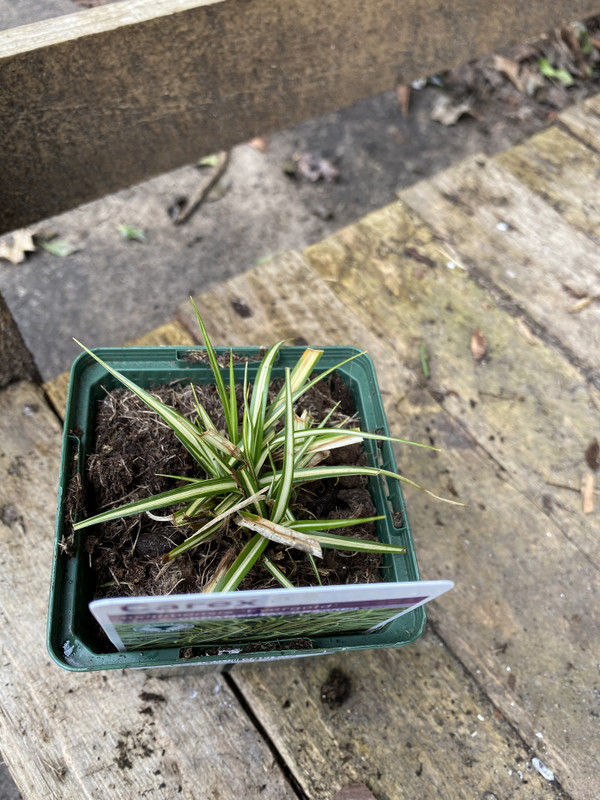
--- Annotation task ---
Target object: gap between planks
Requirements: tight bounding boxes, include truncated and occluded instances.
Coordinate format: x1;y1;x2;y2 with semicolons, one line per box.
176;243;599;800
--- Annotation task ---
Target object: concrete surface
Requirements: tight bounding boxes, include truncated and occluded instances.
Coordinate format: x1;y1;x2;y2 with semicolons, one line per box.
0;83;555;381
0;760;21;800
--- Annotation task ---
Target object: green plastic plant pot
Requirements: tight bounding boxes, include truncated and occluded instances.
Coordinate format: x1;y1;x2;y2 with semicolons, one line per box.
48;345;425;671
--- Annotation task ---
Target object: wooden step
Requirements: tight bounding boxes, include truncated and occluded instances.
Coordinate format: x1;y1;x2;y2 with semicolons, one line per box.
0;380;297;799
17;96;600;800
176;239;599;800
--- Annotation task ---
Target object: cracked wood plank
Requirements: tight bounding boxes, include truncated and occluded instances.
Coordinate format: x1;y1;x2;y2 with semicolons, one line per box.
178;242;600;799
303;201;600;570
400;154;600;383
559;92;600;151
302;208;600;800
0;381;296;800
4;0;600;231
495;124;600;241
234;631;548;800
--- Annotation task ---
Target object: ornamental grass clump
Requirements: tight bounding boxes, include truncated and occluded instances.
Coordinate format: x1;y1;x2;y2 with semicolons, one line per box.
73;301;453;593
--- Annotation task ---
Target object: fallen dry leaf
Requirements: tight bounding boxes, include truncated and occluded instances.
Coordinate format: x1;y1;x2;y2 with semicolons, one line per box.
568;296;592;313
294;152;339;183
493;55;525;92
0;229;36;264
249;136;269;152
581;472;595;514
396;84;411;116
431;94;475;126
562;282;588;299
470;329;488;361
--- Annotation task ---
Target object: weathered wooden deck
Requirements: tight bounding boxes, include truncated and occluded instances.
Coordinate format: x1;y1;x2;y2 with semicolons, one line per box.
2;94;600;800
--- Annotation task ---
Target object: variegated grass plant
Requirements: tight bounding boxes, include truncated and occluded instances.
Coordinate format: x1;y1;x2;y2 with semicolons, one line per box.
73;302;453;593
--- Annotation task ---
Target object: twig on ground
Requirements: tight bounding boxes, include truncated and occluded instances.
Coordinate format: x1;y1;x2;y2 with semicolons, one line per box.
173;151;230;225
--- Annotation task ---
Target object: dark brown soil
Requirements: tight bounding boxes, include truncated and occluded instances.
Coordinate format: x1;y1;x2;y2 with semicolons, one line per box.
320;667;352;709
79;373;387;602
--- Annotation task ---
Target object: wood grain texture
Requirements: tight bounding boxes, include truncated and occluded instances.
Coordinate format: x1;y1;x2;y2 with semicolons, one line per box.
0;382;296;800
178;234;600;798
559;91;600;150
43;319;195;415
234;632;550;800
400;153;600;384
496;124;600;240
304;201;600;570
3;0;600;231
302;206;600;800
178;266;562;800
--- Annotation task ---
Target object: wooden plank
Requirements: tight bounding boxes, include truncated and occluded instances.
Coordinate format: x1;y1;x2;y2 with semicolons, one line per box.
303;201;600;570
176;266;569;799
302;209;600;800
0;381;297;799
559;92;600;151
3;0;600;232
496;124;600;240
234;631;553;800
43;319;195;415
179;246;600;799
400;153;600;383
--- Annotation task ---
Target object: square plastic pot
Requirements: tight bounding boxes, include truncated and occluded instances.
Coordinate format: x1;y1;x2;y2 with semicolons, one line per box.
48;346;425;670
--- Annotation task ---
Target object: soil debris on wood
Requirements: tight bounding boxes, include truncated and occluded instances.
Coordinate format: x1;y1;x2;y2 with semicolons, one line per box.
585;438;599;471
320;667;352;708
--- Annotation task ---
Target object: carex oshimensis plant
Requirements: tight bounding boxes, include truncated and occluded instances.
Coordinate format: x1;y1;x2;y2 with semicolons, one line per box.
73;300;459;592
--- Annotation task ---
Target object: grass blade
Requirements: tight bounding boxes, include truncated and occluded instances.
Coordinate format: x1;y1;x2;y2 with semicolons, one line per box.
200;428;244;461
268;347;323;418
248;339;286;461
270;368;295;524
165;522;222;562
190;298;237;441
73;477;239;530
202;549;238;593
289;515;385;531
210;533;269;593
263;350;365;433
269;426;438;452
259;465;466;505
165;489;268;561
308;530;406;554
190;383;218;433
306;553;323;585
229;350;238;442
74;341;212;470
263;557;295;588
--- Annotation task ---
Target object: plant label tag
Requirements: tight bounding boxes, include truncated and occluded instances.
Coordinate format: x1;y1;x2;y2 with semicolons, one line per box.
90;580;453;652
